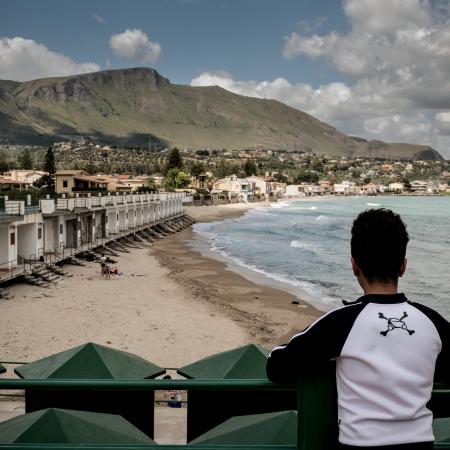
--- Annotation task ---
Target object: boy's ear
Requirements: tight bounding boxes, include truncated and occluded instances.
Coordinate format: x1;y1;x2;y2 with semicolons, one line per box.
399;258;407;278
351;257;360;276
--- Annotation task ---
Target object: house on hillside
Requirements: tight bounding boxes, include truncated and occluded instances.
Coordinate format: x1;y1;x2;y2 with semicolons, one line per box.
4;170;46;184
55;171;108;196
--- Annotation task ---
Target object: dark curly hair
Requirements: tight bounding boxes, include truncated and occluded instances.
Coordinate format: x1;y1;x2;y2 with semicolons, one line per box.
351;208;409;283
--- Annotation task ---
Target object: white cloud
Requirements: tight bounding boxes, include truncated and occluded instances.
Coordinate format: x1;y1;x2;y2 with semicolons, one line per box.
435;112;450;136
92;13;105;24
0;37;100;82
192;0;450;158
283;32;338;59
190;71;450;158
109;29;161;64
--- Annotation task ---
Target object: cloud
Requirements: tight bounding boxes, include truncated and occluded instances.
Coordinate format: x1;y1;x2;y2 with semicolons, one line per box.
193;0;450;158
92;13;105;24
435;112;450;136
0;37;100;82
190;71;450;158
109;29;161;64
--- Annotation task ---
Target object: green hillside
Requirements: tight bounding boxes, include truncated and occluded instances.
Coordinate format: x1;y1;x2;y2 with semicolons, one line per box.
0;68;442;160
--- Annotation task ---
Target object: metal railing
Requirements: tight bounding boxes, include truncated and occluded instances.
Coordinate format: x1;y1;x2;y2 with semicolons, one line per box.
0;202;21;216
0;375;448;449
0;258;24;282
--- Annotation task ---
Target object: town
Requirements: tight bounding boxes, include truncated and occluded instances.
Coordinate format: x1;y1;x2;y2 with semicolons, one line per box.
0;142;449;202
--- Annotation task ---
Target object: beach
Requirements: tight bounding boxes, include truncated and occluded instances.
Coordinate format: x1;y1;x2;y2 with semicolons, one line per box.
0;202;319;371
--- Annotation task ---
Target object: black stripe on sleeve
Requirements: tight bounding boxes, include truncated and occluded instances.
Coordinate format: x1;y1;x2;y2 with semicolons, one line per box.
266;302;367;383
410;302;450;384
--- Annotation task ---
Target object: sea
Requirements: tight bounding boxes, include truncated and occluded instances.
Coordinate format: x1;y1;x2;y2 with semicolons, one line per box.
190;197;450;319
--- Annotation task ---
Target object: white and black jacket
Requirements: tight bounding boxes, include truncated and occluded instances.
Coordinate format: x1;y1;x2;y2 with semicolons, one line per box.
266;293;450;447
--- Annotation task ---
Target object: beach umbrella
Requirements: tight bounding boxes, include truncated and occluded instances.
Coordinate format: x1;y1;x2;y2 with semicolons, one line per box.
178;344;269;379
0;363;5;375
0;408;155;444
15;342;164;379
433;418;450;443
177;344;296;441
191;411;297;446
14;342;165;437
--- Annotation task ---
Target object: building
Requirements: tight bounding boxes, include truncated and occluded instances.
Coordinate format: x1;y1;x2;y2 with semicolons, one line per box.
55;171;108;196
0;192;185;283
213;175;255;201
333;181;357;195
4;170;46;184
389;182;405;193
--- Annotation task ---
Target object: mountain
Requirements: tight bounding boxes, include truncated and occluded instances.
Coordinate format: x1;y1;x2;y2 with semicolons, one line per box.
0;68;442;160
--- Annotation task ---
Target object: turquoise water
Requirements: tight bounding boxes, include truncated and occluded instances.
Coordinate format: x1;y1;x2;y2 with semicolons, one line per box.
192;197;450;318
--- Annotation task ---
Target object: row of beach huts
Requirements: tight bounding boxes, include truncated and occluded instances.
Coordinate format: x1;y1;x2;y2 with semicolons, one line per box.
0;192;193;285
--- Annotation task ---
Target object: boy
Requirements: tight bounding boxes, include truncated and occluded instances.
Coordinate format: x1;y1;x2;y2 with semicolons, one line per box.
266;208;450;449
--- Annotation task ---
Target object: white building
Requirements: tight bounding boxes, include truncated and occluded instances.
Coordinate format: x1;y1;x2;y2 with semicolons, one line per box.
333;181;357;195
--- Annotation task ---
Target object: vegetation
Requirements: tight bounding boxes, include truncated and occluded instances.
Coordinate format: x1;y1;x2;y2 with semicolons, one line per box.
136;177;158;193
165;147;183;173
163;168;191;191
34;147;56;194
18;149;33;170
0;68;441;160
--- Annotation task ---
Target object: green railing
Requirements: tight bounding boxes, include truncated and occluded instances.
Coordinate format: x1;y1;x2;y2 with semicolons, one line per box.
0;375;449;449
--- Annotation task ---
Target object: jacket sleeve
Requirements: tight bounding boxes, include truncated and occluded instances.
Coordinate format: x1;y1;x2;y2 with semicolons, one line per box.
266;303;364;383
410;302;450;384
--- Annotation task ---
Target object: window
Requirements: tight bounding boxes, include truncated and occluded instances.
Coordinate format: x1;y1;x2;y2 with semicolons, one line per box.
60;224;63;235
62;179;68;188
38;228;42;239
10;232;15;246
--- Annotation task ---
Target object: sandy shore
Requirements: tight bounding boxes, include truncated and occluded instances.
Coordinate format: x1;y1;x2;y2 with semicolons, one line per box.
158;203;321;345
0;249;247;369
0;201;320;371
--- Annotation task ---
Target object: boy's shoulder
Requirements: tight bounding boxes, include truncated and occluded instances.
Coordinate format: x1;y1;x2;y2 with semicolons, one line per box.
407;300;450;332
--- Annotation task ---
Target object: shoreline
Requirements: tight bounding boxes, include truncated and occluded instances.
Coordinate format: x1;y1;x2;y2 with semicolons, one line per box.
152;203;322;346
0;201;321;372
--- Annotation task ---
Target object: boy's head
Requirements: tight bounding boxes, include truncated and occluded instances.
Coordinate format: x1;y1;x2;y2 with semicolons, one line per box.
351;208;409;285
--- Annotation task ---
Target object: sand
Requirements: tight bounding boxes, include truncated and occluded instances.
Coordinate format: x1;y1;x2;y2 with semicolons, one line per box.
0;202;320;369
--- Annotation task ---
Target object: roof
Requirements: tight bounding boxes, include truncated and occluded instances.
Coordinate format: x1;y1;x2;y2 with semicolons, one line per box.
191;411;297;445
14;342;165;379
177;344;269;379
74;175;108;185
56;170;86;176
0;180;31;185
0;408;154;444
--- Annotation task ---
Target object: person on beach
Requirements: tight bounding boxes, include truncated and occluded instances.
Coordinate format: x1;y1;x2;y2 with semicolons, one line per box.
266;208;450;450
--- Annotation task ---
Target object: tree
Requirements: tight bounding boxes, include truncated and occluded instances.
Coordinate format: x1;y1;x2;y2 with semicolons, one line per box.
19;149;33;170
165;148;183;173
294;170;319;184
190;162;205;180
164;168;191;191
215;160;229;178
243;159;257;177
136;178;158;193
403;178;411;191
43;147;56;175
0;150;8;174
37;147;56;193
273;172;288;183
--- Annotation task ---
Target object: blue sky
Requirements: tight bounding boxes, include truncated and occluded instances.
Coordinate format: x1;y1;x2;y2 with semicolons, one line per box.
0;0;349;86
1;0;450;157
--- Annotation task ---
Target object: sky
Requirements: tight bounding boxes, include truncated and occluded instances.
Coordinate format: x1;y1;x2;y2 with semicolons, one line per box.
1;0;450;158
